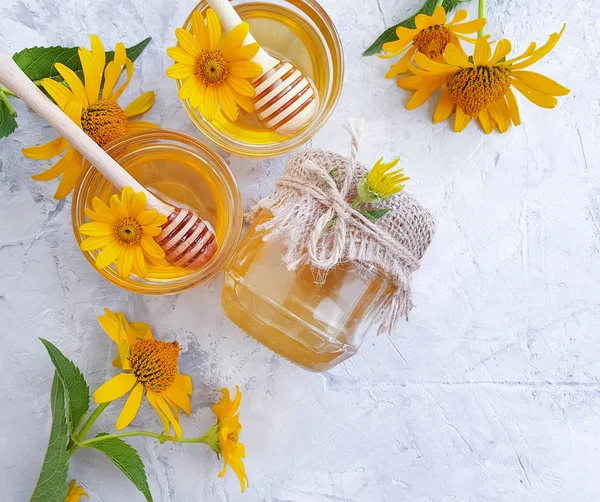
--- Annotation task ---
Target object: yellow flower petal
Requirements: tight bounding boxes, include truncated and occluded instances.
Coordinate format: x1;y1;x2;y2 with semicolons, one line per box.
79;45;102;104
221;22;250;58
80;234;117;251
30;147;77;181
505;88;521;126
477;108;493;134
112;59;134;101
165;386;192;415
226;75;255;97
53;151;84;200
448;9;468;25
175;27;203;57
406;84;442;110
173;374;193;394
218;83;239;121
190;81;207;109
127;121;160;133
116;382;144;429
155;394;183;438
124;91;156;118
132;245;148;278
449;18;486;34
511;70;569;96
473;37;491;65
23;137;68;160
511;78;558;108
93;372;137;403
430;6;447;25
192;10;210;51
202;85;219;121
510;25;565;70
141;235;165;258
54;63;88;107
167;47;197;66
454;107;472;132
146;390;172;436
385;46;417;78
226;43;261;63
41;78;76;110
444;43;473;68
102;42;127;99
95;240;122;269
79;221;115;236
232;91;254;114
489;39;512;64
117;248;135;278
487;97;510;133
130;191;148;218
166;63;196;79
229;61;263;78
413;52;457;74
64;100;83;128
206;8;222;52
433;90;455;123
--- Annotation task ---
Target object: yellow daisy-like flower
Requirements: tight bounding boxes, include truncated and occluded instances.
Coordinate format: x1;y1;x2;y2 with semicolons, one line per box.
166;8;263;122
23;35;158;200
64;480;88;502
397;27;570;133
211;387;248;493
79;186;168;279
381;6;486;78
92;309;193;438
356;157;409;204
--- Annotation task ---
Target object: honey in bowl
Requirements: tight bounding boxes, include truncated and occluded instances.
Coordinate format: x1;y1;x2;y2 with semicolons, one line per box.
72;130;243;294
179;0;343;157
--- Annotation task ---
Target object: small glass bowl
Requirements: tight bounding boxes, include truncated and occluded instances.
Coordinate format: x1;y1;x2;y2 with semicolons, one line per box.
177;0;344;158
72;129;243;295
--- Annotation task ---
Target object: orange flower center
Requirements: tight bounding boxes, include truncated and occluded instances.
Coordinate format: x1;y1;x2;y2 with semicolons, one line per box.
414;25;452;59
129;339;180;392
115;218;142;245
446;66;512;116
81;99;129;147
196;51;229;86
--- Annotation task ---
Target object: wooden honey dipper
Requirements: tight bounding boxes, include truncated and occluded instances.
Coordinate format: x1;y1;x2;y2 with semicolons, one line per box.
0;53;217;271
206;0;319;136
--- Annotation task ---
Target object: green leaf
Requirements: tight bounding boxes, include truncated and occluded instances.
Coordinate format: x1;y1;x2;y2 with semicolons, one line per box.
30;374;70;502
358;208;391;220
363;0;471;56
89;435;153;502
0;100;18;138
40;338;90;434
13;37;152;83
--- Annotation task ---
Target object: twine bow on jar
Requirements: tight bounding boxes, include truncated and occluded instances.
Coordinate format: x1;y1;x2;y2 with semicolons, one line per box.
247;119;436;333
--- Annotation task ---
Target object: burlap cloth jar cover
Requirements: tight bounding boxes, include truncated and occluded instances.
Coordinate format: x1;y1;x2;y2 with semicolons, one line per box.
247;121;436;335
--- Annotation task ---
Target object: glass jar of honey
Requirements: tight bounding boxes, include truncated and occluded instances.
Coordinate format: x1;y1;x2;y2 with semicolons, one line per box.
221;210;395;372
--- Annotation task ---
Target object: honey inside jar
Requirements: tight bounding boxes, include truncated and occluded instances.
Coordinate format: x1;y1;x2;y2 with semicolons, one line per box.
179;0;343;157
73;130;243;294
222;211;394;371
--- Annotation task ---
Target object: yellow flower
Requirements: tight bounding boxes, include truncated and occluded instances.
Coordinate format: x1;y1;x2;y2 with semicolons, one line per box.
381;6;486;78
211;387;248;492
356;157;409;204
397;27;570;133
166;8;263;122
79;186;168;278
23;35;158;200
92;309;193;438
64;480;88;502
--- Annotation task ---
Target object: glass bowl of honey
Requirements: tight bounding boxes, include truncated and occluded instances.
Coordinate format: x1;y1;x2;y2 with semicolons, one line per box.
72;129;243;294
177;0;344;158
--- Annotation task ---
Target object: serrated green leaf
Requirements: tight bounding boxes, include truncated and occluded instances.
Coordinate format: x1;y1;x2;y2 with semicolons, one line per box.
363;0;471;56
358;208;391;220
89;435;153;502
40;338;90;434
30;374;70;502
0;100;18;138
13;37;152;84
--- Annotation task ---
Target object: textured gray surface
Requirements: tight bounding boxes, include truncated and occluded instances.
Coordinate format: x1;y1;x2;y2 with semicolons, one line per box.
1;0;599;501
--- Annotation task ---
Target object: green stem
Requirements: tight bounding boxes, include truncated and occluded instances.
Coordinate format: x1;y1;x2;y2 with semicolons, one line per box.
0;89;17;117
75;403;109;442
478;0;486;38
0;85;17;98
434;0;444;9
79;431;211;447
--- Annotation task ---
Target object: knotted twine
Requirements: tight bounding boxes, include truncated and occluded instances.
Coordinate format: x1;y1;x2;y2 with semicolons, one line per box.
247;119;436;335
